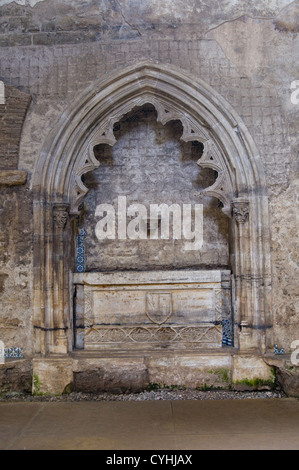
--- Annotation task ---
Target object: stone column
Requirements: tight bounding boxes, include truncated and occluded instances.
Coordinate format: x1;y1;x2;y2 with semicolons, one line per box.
232;198;254;351
52;204;70;354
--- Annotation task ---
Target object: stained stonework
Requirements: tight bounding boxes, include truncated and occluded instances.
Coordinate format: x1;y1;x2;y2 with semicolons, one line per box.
0;0;298;394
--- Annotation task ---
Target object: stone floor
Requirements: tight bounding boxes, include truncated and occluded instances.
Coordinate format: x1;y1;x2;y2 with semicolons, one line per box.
1;397;299;450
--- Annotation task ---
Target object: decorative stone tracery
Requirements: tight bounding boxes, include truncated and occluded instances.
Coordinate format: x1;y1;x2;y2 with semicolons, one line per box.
197;139;233;217
71;97;217;213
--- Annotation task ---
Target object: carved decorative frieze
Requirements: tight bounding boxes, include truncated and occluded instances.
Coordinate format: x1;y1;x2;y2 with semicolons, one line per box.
85;324;222;349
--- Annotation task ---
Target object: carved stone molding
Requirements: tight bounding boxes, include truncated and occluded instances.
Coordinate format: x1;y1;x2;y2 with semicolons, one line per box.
53;204;69;229
232;198;249;224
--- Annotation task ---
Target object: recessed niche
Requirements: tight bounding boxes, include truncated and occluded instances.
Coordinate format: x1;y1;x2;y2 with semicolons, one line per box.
82;103;229;271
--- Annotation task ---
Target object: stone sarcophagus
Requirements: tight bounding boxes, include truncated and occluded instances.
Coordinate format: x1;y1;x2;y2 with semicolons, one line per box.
73;270;232;351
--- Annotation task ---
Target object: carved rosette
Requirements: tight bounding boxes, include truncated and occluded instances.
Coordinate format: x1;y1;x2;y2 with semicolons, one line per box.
53;204;69;229
232;199;249;224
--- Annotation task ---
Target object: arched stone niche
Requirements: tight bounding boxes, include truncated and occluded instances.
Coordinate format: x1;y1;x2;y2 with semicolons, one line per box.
32;61;272;369
82;104;229;272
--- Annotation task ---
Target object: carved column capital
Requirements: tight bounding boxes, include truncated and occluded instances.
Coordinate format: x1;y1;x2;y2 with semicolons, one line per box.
53;204;69;229
232;198;249;224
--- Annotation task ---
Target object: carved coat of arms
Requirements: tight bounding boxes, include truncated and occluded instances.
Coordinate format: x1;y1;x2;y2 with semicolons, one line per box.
145;292;173;325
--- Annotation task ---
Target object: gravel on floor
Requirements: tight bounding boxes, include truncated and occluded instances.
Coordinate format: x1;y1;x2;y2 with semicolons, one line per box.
0;388;286;402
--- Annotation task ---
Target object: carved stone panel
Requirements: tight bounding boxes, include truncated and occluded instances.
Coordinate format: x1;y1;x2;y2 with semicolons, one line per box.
73;270;231;351
146;292;173;325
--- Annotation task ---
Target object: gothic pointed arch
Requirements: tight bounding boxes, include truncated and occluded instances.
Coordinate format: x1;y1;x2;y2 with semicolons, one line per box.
32;61;272;356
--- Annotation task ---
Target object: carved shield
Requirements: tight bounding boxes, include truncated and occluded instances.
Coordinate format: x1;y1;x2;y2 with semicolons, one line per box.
146;292;173;325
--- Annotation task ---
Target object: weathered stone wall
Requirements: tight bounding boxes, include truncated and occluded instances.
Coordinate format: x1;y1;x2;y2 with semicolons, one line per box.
0;0;298;387
0;184;33;357
0;85;31;169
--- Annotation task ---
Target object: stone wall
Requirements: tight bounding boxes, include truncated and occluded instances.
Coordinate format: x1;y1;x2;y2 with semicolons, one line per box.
0;0;298;392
